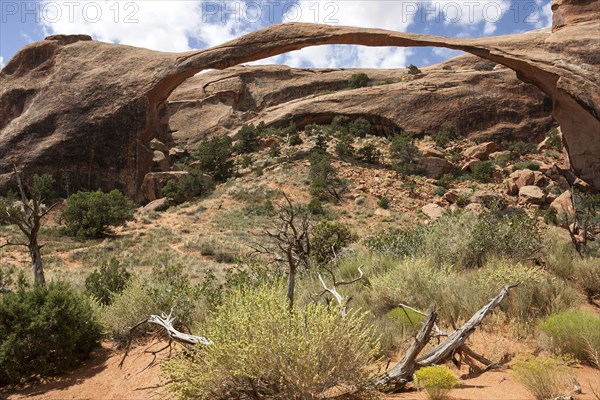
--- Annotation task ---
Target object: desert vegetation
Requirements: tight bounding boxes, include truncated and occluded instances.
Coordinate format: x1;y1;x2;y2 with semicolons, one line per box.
0;120;598;400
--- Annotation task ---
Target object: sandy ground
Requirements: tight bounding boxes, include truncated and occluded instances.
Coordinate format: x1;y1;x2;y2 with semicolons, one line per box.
3;340;598;400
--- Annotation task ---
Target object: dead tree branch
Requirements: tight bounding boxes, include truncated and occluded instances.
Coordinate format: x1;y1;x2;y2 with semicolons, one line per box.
373;283;519;392
318;265;364;317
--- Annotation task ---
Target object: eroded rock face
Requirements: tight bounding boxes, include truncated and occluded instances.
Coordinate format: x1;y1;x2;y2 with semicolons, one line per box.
1;0;598;199
168;57;553;148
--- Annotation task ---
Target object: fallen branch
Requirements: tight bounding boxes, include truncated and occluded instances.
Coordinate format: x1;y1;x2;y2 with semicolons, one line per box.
373;283;519;392
119;310;211;368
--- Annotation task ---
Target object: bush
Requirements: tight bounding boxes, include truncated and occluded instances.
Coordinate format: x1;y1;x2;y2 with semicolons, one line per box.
192;136;234;182
61;189;135;240
356;144;382;164
365;227;426;258
311;220;358;265
234;124;261;154
348;72;369;89
348;117;371;138
309;152;347;202
307;198;324;215
0;282;102;385
389;132;422;175
407;64;422;74
509;140;538;159
268;142;281;157
414;365;461;400
162;169;214;205
162;284;379;400
473;61;496;71
425;210;541;269
546;127;562;150
335;133;354;157
433;123;459;148
288;133;303;146
378;196;390;209
471;160;495;183
539;310;600;365
512;161;540;171
102;263;205;345
85;259;131;305
511;356;569;400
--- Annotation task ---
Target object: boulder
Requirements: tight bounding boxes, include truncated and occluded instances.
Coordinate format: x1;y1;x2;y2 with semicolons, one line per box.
550;191;575;220
510;169;536;188
422;203;446;220
142;198;169;213
141;171;188;202
462;142;497;160
153;150;170;172
519;185;546;205
421;147;445;159
505;179;519;196
461;159;480;172
444;188;472;204
464;202;485;215
374;208;392;217
419;156;454;179
489;150;511;161
150;138;169;154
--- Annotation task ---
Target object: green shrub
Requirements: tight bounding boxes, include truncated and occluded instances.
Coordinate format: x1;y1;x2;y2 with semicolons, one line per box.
311;220;358;265
0;282;102;385
288;133;303;146
572;257;600;302
309;152;347;202
268;142;281;157
546;127;562;150
356;144;382;164
436;173;454;189
509;140;538;159
539;310;600;365
471;160;495;183
335;133;355;157
85;259;131;305
473;61;496;71
192;136;234;182
433;123;459;148
349;117;371;138
414;365;461;400
162;284;379;400
348;72;369;89
387;306;425;336
102;263;205;345
162;169;214;206
512;161;540;171
433;186;447;197
240;155;253;168
378;196;390;209
234;124;261;154
389;132;422;175
307;198;324;215
365;227;426;258
407;64;422;74
511;356;569;400
61;189;135;240
425;210;541;269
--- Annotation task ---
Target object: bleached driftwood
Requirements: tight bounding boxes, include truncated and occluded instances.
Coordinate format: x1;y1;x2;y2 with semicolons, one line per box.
373;283;519;392
318;265;364;317
119;310;211;368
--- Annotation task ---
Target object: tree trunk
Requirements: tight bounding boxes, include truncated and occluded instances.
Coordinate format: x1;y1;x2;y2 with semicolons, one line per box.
287;265;296;309
29;241;45;286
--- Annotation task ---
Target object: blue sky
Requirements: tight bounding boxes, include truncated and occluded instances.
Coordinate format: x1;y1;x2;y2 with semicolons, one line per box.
0;0;552;70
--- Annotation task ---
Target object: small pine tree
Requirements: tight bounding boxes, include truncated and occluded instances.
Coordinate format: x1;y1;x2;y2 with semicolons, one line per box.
193;136;234;182
407;64;422;75
348;72;369;89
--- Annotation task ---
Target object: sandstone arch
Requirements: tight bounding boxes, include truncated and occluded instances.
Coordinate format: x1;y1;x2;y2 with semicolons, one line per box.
1;0;598;199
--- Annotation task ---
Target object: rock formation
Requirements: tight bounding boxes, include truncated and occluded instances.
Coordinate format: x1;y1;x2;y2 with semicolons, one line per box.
168;56;553;148
1;0;598;200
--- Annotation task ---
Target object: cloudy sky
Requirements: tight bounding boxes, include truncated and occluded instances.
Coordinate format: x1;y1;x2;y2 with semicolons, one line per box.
1;0;552;69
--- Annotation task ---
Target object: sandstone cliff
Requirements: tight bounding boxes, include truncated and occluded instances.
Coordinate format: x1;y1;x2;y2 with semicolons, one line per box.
168;55;553;148
0;0;598;199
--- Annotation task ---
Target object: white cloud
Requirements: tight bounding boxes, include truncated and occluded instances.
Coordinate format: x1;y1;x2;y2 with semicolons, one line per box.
276;1;417;68
425;0;511;36
530;0;553;29
0;56;5;69
39;0;256;52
